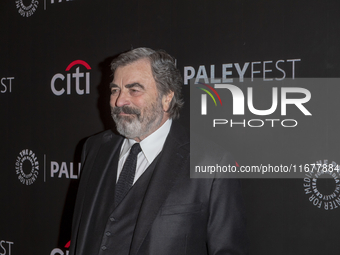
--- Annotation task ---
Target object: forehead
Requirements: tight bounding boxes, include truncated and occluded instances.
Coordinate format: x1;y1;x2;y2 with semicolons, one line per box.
113;59;155;86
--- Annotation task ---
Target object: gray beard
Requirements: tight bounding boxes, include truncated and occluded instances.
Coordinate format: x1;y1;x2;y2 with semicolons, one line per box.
111;99;164;140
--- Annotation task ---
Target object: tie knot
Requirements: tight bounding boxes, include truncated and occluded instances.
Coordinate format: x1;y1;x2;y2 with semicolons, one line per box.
130;143;142;156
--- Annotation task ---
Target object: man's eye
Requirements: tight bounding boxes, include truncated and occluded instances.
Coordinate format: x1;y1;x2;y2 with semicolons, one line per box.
130;89;140;94
111;89;119;95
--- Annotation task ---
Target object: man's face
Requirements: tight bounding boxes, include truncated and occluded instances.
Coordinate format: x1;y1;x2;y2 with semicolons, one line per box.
110;59;171;142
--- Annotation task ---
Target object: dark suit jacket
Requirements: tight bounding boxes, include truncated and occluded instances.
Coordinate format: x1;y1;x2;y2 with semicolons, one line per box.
69;121;248;255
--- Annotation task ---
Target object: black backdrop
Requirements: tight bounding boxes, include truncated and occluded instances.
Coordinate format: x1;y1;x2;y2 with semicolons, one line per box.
1;0;340;254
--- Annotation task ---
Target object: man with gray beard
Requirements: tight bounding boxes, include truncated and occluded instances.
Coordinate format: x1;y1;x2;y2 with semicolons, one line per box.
69;47;248;255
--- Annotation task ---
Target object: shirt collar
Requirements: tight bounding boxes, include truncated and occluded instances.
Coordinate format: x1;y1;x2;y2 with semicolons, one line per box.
120;119;172;163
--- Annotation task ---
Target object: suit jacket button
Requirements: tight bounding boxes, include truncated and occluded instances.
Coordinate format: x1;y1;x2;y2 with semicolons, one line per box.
105;231;111;236
110;217;116;222
102;245;107;250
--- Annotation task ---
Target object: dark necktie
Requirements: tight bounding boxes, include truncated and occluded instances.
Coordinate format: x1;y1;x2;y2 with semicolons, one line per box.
114;143;142;207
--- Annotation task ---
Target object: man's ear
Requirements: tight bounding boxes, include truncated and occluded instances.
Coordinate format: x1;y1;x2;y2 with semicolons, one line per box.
162;91;174;112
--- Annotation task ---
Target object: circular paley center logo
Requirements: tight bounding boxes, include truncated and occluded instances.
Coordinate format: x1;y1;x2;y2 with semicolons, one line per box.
303;159;340;210
15;149;39;185
15;0;39;17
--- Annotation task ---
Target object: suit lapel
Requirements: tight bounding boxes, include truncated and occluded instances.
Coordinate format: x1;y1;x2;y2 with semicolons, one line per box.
85;134;123;199
130;122;190;255
78;134;123;243
73;132;124;254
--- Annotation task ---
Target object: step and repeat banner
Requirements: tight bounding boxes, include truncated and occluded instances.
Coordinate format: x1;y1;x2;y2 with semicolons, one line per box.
1;0;340;254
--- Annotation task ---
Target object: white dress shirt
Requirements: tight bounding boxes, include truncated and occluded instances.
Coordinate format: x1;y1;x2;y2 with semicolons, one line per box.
116;119;172;184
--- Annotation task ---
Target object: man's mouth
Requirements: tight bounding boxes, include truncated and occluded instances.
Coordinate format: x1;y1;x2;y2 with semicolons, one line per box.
111;106;141;118
119;112;136;116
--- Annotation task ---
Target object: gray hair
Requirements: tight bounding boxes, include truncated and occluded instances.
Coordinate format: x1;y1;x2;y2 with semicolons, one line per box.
110;47;184;119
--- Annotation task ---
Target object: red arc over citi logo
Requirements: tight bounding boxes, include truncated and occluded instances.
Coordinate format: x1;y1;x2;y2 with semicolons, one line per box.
50;240;71;255
51;60;91;96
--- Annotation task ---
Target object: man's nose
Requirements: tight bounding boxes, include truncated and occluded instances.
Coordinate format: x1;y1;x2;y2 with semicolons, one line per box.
115;91;130;107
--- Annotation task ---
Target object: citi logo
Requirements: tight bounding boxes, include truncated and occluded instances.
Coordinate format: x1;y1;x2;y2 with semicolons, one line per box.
51;60;91;96
199;83;311;116
50;241;70;255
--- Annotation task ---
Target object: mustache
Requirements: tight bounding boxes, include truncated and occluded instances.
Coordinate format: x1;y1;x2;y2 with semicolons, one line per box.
111;106;141;116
